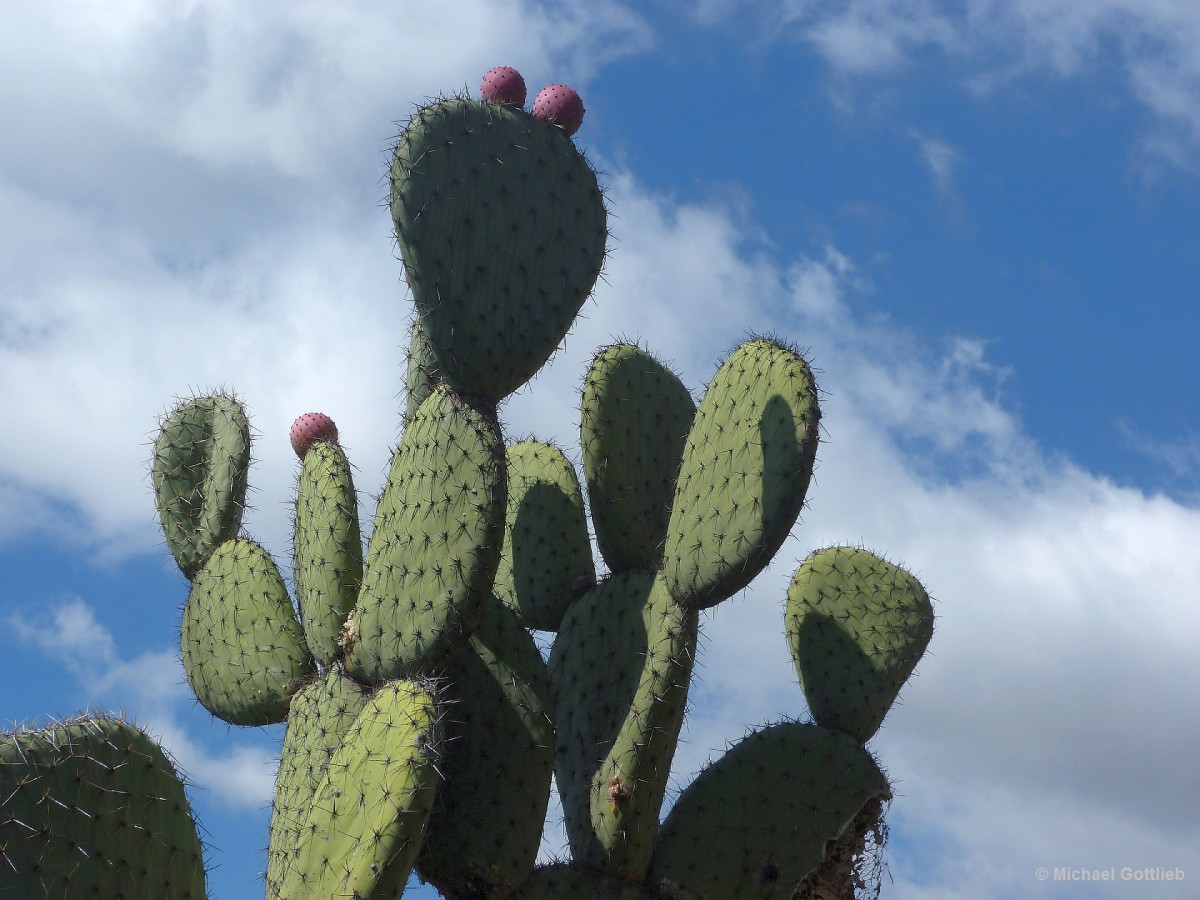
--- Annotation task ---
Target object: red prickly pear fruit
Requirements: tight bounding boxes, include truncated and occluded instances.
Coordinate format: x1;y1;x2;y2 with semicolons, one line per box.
290;412;338;458
481;66;526;107
532;84;584;136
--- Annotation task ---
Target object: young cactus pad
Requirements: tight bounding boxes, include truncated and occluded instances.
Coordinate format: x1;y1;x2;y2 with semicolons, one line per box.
0;715;207;899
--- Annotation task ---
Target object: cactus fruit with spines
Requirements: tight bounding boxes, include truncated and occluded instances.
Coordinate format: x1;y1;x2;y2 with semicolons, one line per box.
130;67;936;898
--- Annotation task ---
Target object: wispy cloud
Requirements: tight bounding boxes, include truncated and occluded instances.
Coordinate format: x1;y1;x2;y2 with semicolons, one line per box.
697;0;1200;168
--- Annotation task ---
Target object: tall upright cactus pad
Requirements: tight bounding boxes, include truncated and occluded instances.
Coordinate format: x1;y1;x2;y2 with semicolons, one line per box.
293;439;363;665
182;538;314;726
347;385;506;682
153;393;250;579
416;600;555;896
580;343;696;572
282;679;443;899
391;96;607;400
551;570;698;878
266;666;369;898
649;722;891;899
787;546;935;742
0;715;207;899
494;440;595;631
663;338;821;609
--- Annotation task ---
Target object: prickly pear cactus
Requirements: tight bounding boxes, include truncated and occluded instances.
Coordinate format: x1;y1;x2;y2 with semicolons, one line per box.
139;68;937;900
0;714;207;899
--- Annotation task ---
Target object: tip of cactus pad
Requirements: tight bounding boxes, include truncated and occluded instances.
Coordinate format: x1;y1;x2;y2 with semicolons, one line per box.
290;412;338;458
532;84;584;136
481;66;526;107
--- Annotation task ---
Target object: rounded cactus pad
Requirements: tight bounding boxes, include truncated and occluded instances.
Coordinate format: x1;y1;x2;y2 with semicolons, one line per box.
532;83;585;136
347;386;506;682
182;538;314;726
282;678;443;899
649;722;891;899
494;440;595;631
293;440;362;666
581;343;696;572
391;97;607;400
481;65;527;106
289;412;337;458
662;338;820;609
0;715;207;899
787;546;934;743
153;392;250;579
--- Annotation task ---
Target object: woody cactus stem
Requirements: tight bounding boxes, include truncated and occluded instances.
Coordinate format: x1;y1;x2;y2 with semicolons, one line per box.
138;67;936;900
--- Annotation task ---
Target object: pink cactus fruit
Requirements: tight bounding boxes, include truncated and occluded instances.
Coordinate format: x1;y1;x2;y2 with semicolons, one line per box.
290;412;338;458
480;66;527;107
532;84;584;136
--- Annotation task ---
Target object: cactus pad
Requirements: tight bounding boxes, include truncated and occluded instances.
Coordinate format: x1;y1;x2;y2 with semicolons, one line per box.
663;338;820;609
649;722;891;899
153;393;250;579
266;665;369;897
551;570;697;877
0;715;207;899
416;600;555;895
580;343;696;572
391;96;607;400
494;440;595;631
282;679;442;899
787;546;935;742
347;386;505;682
293;440;363;666
182;538;313;726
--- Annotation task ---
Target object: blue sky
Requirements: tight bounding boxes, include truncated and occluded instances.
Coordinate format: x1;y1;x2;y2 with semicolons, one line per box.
2;2;1198;898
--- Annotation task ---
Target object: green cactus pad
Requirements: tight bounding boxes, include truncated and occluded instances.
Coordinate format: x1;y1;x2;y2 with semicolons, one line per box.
513;863;686;900
266;665;369;898
494;440;595;631
182;538;313;726
153;392;251;579
0;715;207;899
404;317;443;424
787;546;935;742
416;599;555;896
293;440;363;666
580;344;696;572
550;570;697;878
347;386;505;682
391;97;608;400
649;722;891;899
282;679;442;900
662;338;820;609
